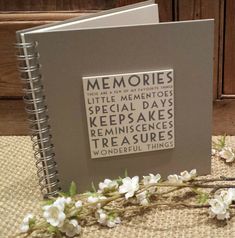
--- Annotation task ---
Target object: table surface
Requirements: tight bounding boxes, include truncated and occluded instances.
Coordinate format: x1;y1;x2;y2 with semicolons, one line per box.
0;136;235;238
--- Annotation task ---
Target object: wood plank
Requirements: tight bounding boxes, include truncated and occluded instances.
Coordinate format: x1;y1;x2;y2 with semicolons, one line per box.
0;13;86;97
0;12;93;21
155;0;173;21
0;0;116;11
176;0;222;100
0;99;29;135
223;0;235;95
0;0;173;21
0;99;234;135
217;0;225;99
0;21;54;97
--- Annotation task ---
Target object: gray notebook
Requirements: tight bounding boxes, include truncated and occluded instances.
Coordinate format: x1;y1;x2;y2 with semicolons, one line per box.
16;1;213;196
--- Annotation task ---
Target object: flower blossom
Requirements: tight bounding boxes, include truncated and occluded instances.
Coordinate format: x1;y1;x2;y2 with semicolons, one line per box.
54;197;71;209
209;197;230;220
75;200;83;208
43;203;66;227
167;174;183;184
211;148;217;156
87;194;106;208
60;219;82;237
219;147;235;163
143;173;161;185
209;188;235;220
20;213;34;233
180;169;197;182
119;176;139;199
96;209;121;228
98;179;119;193
219;188;235;205
87;194;106;203
168;169;197;184
142;173;161;194
227;188;235;202
136;191;149;206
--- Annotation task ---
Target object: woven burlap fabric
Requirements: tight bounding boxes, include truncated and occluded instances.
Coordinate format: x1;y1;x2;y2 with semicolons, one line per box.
0;136;235;238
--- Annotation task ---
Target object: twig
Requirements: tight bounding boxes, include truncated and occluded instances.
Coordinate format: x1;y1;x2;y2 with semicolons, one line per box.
156;187;184;195
193;177;235;183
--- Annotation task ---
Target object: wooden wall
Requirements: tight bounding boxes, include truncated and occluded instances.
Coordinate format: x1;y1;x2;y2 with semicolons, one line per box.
0;0;234;135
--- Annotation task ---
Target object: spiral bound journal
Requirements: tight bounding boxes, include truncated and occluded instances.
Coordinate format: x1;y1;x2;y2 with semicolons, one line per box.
15;1;214;197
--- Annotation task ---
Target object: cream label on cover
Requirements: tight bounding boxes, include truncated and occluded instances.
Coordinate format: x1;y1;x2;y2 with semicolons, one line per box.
83;69;175;159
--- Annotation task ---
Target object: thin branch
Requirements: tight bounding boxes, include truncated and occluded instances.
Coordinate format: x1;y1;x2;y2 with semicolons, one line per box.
155;183;235;189
156;187;184;195
193;177;235;183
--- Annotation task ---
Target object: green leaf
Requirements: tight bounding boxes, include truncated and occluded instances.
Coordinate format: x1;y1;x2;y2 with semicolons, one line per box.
28;218;36;228
91;182;97;193
41;199;54;206
47;225;58;234
84;191;93;196
116;177;123;185
58;191;69;197
69;181;77;196
124;169;128;177
218;134;226;149
212;134;227;151
196;193;209;205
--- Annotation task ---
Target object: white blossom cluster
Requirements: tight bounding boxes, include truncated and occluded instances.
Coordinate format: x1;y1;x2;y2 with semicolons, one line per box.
209;188;235;220
19;172;162;236
167;169;197;184
119;173;162;205
19;168;235;237
96;209;121;227
20;197;82;237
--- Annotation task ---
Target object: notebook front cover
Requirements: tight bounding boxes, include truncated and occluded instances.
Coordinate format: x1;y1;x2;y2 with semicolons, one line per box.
25;20;214;192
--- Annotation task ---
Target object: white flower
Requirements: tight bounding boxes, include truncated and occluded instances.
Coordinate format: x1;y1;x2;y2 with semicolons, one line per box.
43;203;66;227
119;176;139;199
96;209;107;225
136;191;149;206
87;194;106;208
167;174;183;184
96;209;121;228
228;188;235;201
87;194;106;203
142;173;161;194
143;173;161;185
209;188;235;220
98;179;118;193
180;169;197;182
106;217;121;228
60;219;81;237
75;200;83;208
54;197;72;209
219;147;235;163
209;197;230;220
219;188;235;205
20;213;34;233
211;148;217;156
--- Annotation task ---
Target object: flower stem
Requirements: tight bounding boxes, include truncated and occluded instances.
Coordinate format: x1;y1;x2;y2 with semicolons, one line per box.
155;183;235;189
193;176;235;183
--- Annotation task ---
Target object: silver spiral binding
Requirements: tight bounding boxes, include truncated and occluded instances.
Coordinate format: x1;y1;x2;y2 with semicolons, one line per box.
15;41;60;198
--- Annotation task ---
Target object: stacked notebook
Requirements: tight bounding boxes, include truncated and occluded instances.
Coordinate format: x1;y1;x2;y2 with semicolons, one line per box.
16;0;214;197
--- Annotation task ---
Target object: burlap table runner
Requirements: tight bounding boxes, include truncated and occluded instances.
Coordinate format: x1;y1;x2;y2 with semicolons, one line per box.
0;136;235;238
